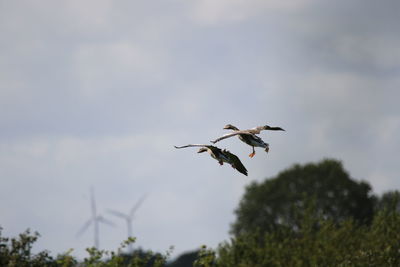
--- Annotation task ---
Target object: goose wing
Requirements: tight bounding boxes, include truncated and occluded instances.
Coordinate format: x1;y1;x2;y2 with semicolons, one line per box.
174;144;210;149
174;144;223;157
211;130;256;144
223;150;248;176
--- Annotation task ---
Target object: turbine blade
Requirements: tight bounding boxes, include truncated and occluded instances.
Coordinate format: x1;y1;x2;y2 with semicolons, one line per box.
76;218;93;237
97;215;116;227
129;194;147;218
107;209;129;220
90;187;97;217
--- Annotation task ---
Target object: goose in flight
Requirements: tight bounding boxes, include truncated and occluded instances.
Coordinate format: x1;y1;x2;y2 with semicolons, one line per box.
174;144;248;176
211;124;285;158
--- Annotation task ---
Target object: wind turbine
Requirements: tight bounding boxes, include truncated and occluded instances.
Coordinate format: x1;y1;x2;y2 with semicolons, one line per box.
76;187;115;249
108;194;147;252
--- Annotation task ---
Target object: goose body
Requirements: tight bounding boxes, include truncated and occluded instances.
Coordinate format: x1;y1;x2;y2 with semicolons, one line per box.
174;144;248;176
211;124;285;157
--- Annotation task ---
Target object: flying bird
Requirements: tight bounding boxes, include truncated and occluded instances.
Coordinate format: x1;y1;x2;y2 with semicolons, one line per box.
174;144;248;176
211;124;285;158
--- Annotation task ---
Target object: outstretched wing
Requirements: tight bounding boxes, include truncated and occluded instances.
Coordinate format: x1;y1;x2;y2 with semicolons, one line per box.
174;144;209;149
211;131;255;144
223;150;248;176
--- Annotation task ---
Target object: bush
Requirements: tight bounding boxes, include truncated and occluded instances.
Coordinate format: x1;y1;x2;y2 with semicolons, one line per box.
0;228;57;267
211;204;400;267
0;228;170;267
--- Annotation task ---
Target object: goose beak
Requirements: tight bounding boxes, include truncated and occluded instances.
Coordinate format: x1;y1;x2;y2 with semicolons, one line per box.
197;148;207;153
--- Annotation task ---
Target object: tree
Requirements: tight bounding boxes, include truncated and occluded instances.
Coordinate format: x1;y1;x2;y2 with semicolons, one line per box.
0;228;62;267
167;250;199;267
214;207;400;266
375;190;400;212
231;159;375;236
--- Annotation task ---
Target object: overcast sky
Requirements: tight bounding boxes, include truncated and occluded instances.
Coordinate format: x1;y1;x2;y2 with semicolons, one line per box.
1;0;399;260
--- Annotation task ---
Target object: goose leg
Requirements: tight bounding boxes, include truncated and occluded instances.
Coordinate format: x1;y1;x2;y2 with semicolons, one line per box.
218;160;224;165
249;147;256;158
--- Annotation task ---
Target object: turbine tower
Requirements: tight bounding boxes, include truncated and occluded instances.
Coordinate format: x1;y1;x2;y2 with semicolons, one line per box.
77;187;115;249
108;194;147;252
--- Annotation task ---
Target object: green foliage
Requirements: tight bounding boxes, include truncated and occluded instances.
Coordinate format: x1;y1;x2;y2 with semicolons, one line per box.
0;228;169;267
375;190;400;212
78;237;172;267
4;208;400;266
193;245;216;267
55;249;77;267
0;228;56;267
231;159;375;236
82;246;168;267
167;250;199;267
214;204;400;267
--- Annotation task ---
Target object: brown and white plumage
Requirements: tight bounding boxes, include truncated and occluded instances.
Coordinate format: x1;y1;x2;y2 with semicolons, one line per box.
211;124;285;157
174;144;248;176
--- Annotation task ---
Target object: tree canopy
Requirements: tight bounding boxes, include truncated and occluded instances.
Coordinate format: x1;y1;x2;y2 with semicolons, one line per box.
231;159;376;236
209;206;400;267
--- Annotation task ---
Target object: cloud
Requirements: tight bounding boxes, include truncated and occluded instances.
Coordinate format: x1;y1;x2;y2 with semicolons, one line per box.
190;0;315;25
74;41;168;98
332;34;400;70
1;0;400;259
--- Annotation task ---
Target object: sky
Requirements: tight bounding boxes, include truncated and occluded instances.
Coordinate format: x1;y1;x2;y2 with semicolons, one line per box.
1;0;399;260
